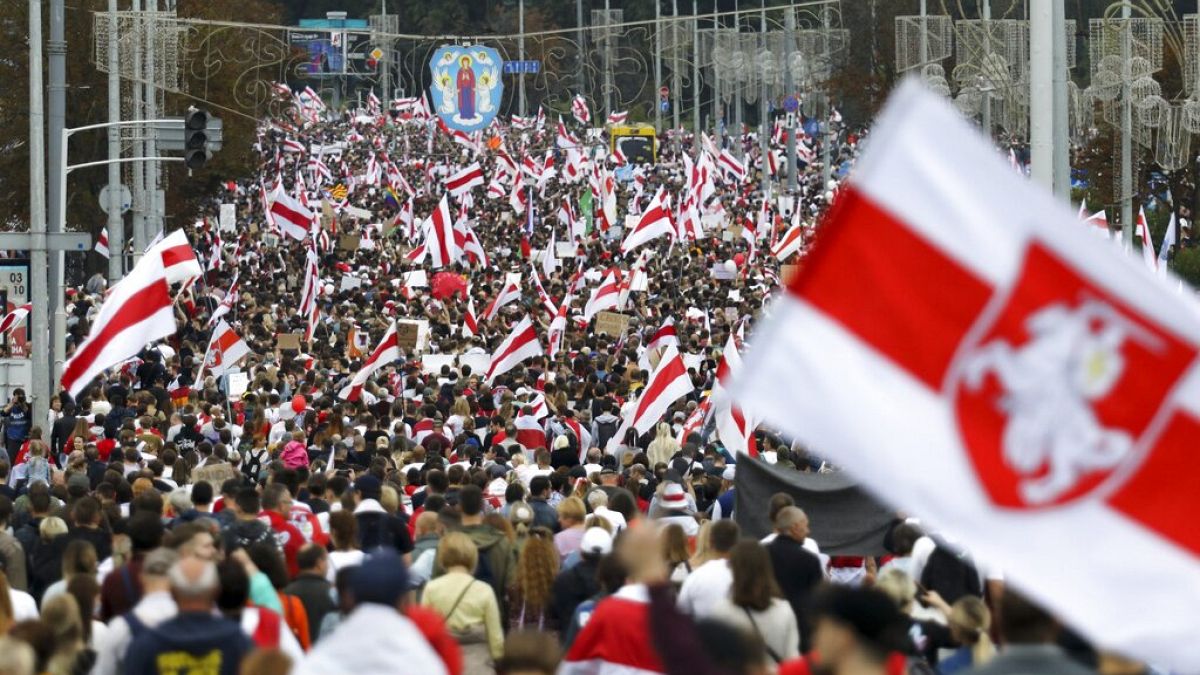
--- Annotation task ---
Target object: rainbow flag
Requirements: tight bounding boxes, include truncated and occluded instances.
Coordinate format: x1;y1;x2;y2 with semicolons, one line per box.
383;186;401;209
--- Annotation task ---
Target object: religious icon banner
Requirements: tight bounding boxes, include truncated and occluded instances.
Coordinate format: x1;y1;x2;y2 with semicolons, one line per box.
429;45;505;133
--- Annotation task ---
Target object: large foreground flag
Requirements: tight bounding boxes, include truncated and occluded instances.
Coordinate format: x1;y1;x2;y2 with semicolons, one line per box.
61;242;181;397
733;79;1200;671
485;315;543;383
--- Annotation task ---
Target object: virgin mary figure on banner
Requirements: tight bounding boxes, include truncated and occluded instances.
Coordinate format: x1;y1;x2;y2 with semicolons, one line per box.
430;45;503;133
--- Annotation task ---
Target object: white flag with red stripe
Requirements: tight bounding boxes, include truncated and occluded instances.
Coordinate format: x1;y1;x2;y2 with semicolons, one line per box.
422;194;460;269
94;228;110;258
485;315;543;383
571;94;591;125
61;239;181;397
712;334;755;456
772;221;806;261
445;162;485;198
645;317;679;352
145;230;203;286
483;276;522;321
269;187;313;241
620;188;674;255
584;269;622;321
0;304;31;335
607;344;693;450
547;297;571;360
338;321;401;401
606;110;628;125
462;290;479;337
734;79;1200;671
717;149;746;183
1135;207;1157;272
199;319;251;378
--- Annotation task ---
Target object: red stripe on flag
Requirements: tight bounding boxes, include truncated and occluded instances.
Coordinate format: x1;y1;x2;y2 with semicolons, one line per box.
61;280;172;389
790;188;994;390
633;354;687;422
490;325;537;367
271;201;310;226
159;244;196;270
1107;411;1200;557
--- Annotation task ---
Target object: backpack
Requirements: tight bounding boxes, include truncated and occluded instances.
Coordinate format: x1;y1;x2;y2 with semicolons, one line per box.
358;513;397;552
473;541;497;589
242;448;268;481
594;419;619;449
920;544;982;605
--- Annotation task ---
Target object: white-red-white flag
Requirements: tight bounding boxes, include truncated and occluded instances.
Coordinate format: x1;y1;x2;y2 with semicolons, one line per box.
199;319;251;379
571;94;591;125
712;333;756;456
1135;207;1157;272
772;221;806;261
445;163;485;198
485;315;543;383
0;304;31;335
94;228;110;258
483;277;522;321
61;241;180;397
422;194;460;269
547;297;571;360
620;188;674;254
462;290;479;338
645;317;679;352
717;149;746;183
144;230;203;286
338;321;401;401
269;187;313;241
584;269;622;320
734;79;1200;671
607;344;693;449
606;110;628;125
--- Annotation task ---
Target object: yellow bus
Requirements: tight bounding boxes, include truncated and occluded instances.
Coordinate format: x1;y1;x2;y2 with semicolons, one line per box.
610;124;657;163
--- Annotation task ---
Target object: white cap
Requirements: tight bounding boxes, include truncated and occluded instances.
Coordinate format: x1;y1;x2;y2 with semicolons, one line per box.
580;527;613;556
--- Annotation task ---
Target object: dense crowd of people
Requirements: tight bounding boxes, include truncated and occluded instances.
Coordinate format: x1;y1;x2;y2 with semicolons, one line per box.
0;92;1127;675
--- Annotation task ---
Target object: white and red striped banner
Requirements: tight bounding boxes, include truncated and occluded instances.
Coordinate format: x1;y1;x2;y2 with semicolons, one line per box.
485;315;543;383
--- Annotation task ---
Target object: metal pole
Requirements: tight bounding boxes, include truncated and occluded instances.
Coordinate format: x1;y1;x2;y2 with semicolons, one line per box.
1051;0;1069;200
106;0;123;285
604;0;612;118
759;3;768;197
1120;3;1133;242
981;0;991;134
820;3;832;188
129;0;144;263
143;0;158;252
655;0;662;133
672;0;680;133
692;0;700;147
919;0;928;71
1029;0;1053;190
29;0;50;424
380;0;390;102
47;0;65;330
518;0;526;117
577;0;586;96
713;3;721;149
784;4;797;194
733;0;742;157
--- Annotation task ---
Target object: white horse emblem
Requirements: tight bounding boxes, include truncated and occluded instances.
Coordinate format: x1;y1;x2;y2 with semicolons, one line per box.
962;299;1156;505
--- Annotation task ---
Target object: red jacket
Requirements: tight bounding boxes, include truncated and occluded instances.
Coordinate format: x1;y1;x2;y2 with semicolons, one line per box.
258;510;305;579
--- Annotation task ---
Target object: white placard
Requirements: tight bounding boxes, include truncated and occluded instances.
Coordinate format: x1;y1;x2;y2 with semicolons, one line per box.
458;352;492;375
624;215;640;230
630;271;648;292
711;266;736;280
344;205;372;220
421;354;457;374
505;272;522;287
219;203;236;232
701;214;725;231
556;242;577;258
403;270;428;288
226;371;250;398
339;275;362;291
728;289;742;301
681;353;704;372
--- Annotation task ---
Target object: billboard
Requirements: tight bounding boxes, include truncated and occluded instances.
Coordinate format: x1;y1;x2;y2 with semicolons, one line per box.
291;18;374;77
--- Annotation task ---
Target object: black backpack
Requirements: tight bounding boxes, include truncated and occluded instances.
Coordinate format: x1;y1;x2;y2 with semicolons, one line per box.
920;544;982;605
594;419;619;449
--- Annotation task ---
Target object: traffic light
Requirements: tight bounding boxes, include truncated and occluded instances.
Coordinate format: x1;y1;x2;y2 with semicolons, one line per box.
184;107;210;169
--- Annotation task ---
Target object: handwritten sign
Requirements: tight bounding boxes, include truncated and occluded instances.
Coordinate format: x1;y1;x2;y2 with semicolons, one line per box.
594;311;630;337
276;333;303;351
193;462;241;486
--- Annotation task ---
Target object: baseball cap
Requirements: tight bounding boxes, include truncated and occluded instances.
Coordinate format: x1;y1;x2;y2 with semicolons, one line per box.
580;527;613;556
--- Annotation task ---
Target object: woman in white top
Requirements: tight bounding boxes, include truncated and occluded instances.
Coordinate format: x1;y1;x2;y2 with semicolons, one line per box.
325;511;365;583
710;540;800;665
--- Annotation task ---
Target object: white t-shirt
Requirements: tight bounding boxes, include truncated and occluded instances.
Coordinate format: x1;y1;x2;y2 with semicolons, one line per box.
10;588;37;621
677;559;732;619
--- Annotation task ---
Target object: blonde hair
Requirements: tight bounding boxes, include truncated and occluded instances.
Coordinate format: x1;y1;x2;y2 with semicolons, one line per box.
949;596;995;666
689;521;716;569
39;516;69;541
380;485;400;515
875;568;917;613
451;397;471;417
556;496;586;526
437;532;478;572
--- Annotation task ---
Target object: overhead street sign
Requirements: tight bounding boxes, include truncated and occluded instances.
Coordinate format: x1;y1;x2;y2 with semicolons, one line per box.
0;232;93;252
503;60;541;75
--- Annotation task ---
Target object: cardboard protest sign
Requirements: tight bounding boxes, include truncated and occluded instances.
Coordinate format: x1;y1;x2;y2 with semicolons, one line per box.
595;311;631;337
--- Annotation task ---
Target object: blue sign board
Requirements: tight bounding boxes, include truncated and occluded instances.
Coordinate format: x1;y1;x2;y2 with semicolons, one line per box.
429;45;505;133
783;95;799;113
660;100;670;112
503;60;541;75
